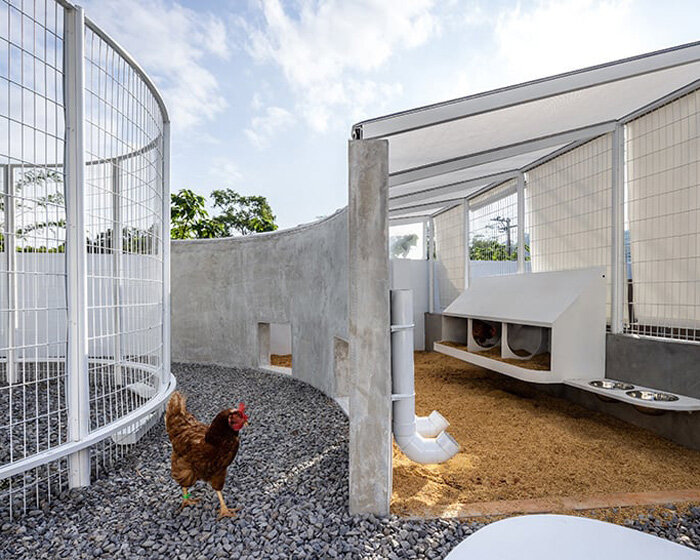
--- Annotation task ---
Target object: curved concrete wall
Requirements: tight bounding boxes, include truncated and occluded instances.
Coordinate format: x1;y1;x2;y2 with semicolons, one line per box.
171;208;348;398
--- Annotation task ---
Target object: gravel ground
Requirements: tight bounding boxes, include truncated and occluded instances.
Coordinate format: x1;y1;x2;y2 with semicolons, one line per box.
0;362;152;467
0;363;698;559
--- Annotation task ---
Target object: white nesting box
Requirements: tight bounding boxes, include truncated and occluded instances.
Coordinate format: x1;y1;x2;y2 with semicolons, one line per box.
434;268;606;384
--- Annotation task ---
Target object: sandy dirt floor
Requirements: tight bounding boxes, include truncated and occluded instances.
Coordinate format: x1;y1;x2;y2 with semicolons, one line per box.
271;354;292;368
392;351;700;517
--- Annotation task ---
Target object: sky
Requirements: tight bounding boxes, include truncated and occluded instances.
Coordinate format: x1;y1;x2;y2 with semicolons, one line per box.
81;0;700;230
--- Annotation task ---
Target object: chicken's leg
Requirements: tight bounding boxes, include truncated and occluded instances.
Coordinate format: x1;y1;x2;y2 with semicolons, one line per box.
180;487;200;509
216;490;239;520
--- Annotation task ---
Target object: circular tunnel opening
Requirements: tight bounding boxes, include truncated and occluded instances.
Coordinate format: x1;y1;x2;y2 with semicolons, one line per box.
471;319;501;349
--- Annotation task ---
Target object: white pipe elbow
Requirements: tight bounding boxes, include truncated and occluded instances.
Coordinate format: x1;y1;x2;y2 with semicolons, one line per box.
391;290;460;465
394;430;460;465
415;410;450;438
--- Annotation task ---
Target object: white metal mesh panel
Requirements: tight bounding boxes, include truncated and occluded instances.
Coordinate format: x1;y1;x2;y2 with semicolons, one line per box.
0;2;170;519
434;204;464;310
83;26;164;431
0;0;69;516
525;135;613;319
468;179;519;279
625;89;700;341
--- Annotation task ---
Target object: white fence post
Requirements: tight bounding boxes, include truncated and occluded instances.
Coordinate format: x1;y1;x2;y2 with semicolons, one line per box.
517;172;526;274
64;5;91;487
162;121;171;386
3;164;17;384
111;162;123;386
463;199;470;289
610;123;625;334
428;217;435;314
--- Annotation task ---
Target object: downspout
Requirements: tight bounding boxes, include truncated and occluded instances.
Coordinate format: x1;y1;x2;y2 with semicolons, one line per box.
391;290;459;464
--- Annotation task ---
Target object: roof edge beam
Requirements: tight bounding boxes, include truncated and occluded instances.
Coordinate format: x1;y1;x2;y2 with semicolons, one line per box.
388;120;617;187
356;41;700;139
389;215;431;225
389;199;463;217
620;78;700;124
389;171;516;209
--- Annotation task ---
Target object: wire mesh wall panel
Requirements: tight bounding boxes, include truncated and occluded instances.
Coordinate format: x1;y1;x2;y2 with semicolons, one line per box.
433;204;464;310
0;1;171;518
625;88;700;341
83;25;164;433
525;134;613;320
0;0;70;516
468;179;519;279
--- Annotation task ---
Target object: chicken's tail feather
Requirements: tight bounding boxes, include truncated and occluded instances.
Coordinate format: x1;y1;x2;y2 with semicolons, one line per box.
166;391;187;419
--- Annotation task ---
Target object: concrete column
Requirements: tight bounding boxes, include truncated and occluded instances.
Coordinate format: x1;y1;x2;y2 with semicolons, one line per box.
347;139;391;515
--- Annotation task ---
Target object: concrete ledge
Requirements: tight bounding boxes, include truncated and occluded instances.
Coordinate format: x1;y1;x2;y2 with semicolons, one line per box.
259;365;292;375
606;334;700;399
171;207;347;246
421;489;700;518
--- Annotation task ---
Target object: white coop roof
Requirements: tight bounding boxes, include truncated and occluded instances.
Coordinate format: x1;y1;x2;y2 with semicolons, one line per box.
351;41;700;221
442;268;606;327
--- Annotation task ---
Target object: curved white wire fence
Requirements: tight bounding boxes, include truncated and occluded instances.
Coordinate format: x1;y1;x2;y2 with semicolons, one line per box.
0;0;174;518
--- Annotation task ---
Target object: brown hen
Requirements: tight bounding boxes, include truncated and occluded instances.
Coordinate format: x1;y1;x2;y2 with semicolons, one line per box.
165;391;248;519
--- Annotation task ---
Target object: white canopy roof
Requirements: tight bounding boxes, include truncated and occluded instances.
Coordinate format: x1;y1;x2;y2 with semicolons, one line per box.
351;41;700;220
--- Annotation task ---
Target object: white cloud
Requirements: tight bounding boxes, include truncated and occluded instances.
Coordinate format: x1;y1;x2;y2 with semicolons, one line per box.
83;0;230;130
208;157;244;185
251;92;264;111
243;0;438;133
494;0;641;84
245;106;297;149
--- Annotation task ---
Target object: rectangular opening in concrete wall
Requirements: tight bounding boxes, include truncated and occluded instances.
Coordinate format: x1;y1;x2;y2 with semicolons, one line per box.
258;322;292;374
389;222;424;260
333;336;349;414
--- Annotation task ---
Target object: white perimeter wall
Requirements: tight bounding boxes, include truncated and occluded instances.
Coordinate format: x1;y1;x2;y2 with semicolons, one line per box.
390;258;428;350
0;254;160;359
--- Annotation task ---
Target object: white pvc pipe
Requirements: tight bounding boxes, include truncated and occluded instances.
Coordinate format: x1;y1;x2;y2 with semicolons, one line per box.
391;289;459;465
415;410;450;438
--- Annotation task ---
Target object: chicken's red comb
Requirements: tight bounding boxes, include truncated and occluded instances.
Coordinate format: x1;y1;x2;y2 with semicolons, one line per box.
238;402;245;412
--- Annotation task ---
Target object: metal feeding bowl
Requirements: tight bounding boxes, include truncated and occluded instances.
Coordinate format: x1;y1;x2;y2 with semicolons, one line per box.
626;390;679;402
589;380;635;390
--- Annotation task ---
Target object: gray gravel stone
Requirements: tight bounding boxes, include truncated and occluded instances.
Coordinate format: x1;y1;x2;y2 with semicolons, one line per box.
1;363;698;559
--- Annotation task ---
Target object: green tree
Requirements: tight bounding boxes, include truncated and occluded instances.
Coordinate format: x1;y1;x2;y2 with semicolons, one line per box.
210;188;277;236
390;233;418;258
170;189;225;239
87;224;158;255
470;235;529;261
1;169;66;252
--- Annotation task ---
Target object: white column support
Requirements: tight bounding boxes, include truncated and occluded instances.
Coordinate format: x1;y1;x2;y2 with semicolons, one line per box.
111;162;123;386
161;121;171;387
428;217;435;314
610;123;626;334
64;5;91;487
463;199;470;289
3;164;17;384
517;172;526;274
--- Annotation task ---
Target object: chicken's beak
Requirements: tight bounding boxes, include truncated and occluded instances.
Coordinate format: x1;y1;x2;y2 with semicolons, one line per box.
244;420;249;428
